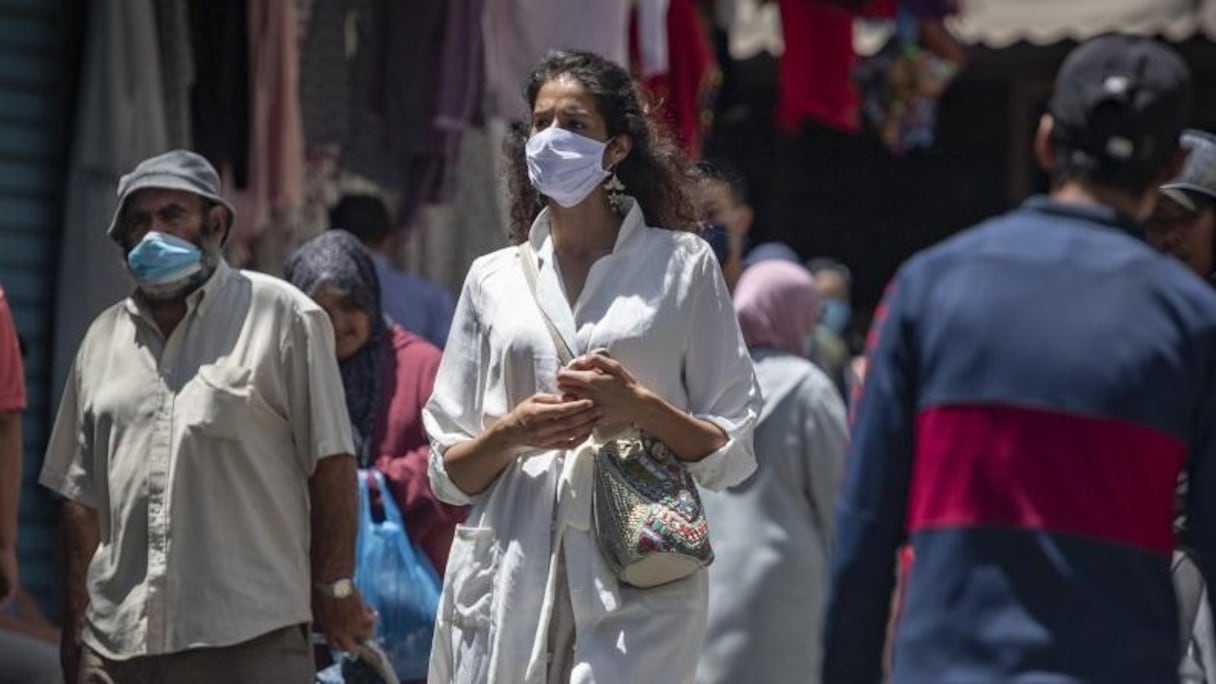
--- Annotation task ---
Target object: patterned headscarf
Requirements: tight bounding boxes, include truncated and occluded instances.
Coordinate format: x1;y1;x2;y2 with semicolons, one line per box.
284;230;387;465
733;260;822;356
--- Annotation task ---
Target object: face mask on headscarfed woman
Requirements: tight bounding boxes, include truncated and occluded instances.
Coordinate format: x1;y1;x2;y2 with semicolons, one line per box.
525;127;613;208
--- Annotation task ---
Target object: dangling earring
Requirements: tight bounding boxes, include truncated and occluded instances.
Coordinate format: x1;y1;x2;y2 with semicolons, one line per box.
605;171;626;214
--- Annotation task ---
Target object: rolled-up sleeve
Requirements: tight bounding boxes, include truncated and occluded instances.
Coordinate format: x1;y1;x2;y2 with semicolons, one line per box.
39;357;98;508
423;268;490;506
681;251;761;491
283;305;355;474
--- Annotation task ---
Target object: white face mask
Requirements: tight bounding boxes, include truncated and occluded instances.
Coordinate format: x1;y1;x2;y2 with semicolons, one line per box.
525;127;612;208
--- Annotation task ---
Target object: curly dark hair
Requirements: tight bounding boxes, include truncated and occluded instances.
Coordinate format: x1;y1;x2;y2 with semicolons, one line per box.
505;50;700;243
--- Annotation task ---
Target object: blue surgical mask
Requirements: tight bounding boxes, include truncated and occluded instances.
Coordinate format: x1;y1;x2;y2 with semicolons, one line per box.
127;231;203;284
820;298;852;335
125;230;216;302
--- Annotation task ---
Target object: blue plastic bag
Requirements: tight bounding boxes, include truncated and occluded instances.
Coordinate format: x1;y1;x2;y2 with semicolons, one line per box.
355;470;442;681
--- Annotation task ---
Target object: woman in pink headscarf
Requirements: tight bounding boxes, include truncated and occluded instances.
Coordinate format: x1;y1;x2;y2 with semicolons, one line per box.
697;260;850;683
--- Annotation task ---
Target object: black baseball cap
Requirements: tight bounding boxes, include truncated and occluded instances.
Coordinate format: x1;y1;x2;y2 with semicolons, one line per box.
1049;34;1191;176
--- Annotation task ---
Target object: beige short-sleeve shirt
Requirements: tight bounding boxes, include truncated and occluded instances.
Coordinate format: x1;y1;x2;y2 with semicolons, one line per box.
40;261;354;659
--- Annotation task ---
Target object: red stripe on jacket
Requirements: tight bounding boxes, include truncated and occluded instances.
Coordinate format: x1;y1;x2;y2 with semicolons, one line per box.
908;404;1186;555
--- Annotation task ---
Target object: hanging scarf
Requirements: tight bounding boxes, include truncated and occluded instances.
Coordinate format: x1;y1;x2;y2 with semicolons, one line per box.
284;230;387;465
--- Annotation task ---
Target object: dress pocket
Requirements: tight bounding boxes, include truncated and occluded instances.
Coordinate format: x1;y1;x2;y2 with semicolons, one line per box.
444;524;499;684
180;363;253;440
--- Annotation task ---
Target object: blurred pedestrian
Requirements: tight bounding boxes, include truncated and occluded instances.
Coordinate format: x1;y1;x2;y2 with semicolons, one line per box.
695;160;754;291
423;50;759;683
1148;129;1216;286
330;195;456;349
286;230;465;682
824;35;1216;683
805;257;853;399
1148;128;1216;682
697;260;847;684
40;150;372;684
0;283;52;684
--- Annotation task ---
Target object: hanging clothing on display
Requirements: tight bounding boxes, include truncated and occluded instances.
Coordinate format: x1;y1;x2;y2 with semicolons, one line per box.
774;0;861;133
51;0;170;403
153;0;194;148
188;0;250;186
481;0;630;122
854;6;960;155
244;0;306;235
634;0;670;78
634;0;719;158
342;0;399;190
221;0;308;269
298;0;349;149
296;0;351;245
398;126;508;298
720;0;784;61
384;0;449;232
434;0;486;203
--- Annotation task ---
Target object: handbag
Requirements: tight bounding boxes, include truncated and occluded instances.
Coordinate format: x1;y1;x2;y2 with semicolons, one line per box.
517;243;713;588
354;470;442;680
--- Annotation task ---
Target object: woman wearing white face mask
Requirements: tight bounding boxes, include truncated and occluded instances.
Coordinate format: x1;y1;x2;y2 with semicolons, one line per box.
422;51;760;683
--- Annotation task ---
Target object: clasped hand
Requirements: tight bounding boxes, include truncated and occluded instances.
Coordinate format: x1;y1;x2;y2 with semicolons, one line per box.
500;353;644;451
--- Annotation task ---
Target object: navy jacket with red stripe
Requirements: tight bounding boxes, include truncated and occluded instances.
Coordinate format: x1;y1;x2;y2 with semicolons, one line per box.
824;197;1216;683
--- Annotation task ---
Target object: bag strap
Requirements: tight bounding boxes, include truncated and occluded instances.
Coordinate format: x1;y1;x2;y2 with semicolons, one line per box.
518;243;576;365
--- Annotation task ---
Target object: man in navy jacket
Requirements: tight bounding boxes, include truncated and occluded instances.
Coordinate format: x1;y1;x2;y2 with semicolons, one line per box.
824;35;1216;683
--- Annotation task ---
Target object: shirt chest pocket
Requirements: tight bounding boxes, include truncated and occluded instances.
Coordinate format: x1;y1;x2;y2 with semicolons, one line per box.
178;363;253;440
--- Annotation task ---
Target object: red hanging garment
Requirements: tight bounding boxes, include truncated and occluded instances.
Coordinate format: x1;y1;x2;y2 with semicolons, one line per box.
632;0;719;158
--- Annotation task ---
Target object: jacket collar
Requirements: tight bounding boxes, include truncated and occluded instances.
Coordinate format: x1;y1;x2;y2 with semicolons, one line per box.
1021;195;1145;238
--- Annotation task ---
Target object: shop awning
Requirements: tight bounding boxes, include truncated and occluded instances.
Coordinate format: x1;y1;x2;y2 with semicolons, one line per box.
948;0;1216;47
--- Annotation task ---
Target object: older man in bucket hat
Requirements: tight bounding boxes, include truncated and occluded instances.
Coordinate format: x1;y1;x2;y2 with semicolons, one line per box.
40;150;373;683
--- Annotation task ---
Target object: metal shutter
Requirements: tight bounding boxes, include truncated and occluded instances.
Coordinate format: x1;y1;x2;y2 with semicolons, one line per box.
0;0;74;615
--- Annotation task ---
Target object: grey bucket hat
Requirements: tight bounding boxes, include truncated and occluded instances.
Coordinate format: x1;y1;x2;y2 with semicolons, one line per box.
1161;129;1216;212
106;149;237;242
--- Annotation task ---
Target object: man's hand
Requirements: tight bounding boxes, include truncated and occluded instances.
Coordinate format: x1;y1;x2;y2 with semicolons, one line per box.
61;501;98;684
312;588;375;652
0;545;16;606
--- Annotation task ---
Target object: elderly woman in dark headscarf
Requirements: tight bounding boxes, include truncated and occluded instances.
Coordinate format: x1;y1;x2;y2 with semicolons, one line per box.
284;230;465;575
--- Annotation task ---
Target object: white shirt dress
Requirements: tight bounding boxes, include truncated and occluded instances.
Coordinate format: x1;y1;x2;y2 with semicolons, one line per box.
423;199;761;683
